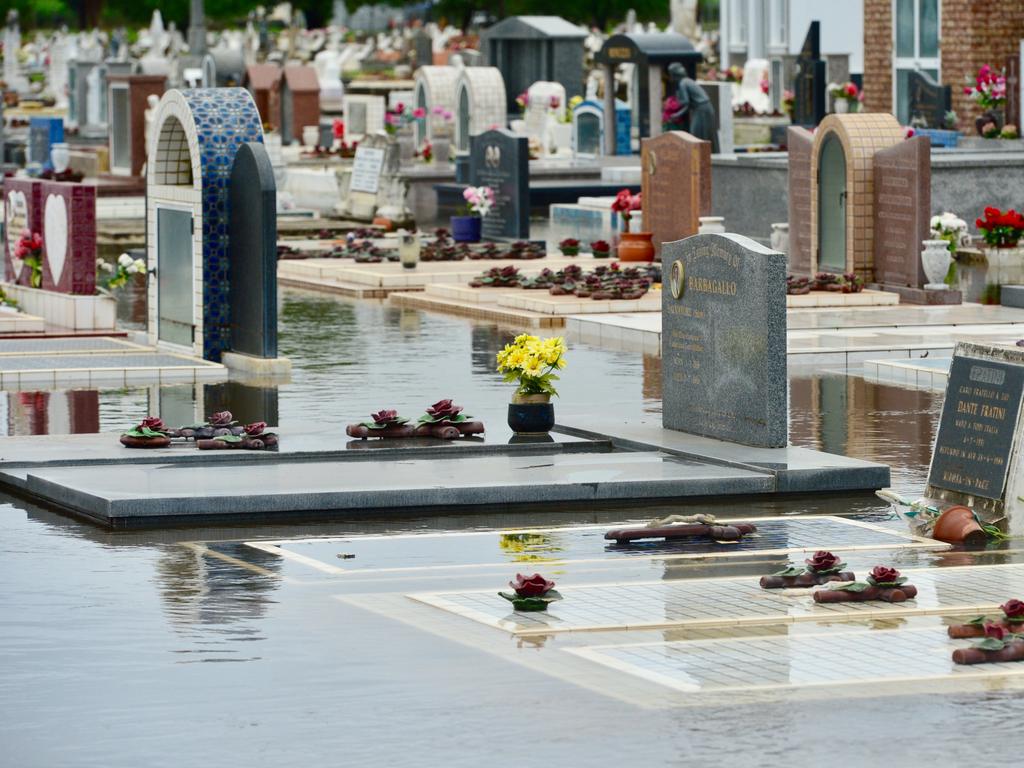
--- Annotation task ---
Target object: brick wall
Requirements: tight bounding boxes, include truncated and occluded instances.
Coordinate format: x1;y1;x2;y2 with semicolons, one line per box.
942;0;1024;128
863;0;893;113
863;0;1024;125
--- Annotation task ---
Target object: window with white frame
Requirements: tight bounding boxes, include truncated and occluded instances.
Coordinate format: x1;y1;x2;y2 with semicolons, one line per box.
893;0;941;124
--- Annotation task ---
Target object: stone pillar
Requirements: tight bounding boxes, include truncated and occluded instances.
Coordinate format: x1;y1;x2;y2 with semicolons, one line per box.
603;65;616;155
188;0;207;57
649;64;663;139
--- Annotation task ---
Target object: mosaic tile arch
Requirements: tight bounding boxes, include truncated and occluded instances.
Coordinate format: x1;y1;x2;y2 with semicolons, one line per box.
147;88;264;361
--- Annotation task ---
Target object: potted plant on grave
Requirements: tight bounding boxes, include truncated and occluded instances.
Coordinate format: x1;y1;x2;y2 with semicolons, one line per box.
558;238;580;257
976;206;1024;293
429;106;453;163
451;185;494;243
611;189;653;262
497;334;567;435
120;416;172;449
590;239;611;259
99;252;148;291
828;81;861;114
499;573;563;612
384;102;426;163
14;230;43;288
965;64;1007;135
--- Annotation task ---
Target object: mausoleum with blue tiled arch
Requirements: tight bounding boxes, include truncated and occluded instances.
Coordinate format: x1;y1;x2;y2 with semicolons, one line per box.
146;88;264;362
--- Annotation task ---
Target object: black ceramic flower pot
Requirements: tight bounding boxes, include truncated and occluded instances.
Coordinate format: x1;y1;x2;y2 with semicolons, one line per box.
507;399;555;435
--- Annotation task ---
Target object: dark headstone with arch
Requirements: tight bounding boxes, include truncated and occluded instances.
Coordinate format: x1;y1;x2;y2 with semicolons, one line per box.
469;129;528;240
228;142;277;358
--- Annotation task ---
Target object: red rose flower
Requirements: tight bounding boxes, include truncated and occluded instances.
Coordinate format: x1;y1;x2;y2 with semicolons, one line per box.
371;409;400;425
244;421;267;436
985;622;1008;641
869;565;901;585
510;573;555;597
805;551;841;573
1002;599;1024;619
425;399;463;420
140;416;166;431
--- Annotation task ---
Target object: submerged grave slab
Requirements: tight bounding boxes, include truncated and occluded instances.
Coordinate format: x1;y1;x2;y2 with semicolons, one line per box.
409;563;1024;635
251;516;945;576
565;626;1024;696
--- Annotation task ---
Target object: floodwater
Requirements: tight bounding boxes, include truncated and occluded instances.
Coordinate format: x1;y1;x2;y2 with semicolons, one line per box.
2;287;1014;768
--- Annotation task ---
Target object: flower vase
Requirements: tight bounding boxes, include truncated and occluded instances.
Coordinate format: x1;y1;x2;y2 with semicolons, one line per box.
698;216;726;234
834;99;849;114
507;393;554;435
921;239;954;289
50;142;70;173
450;215;482;243
397;127;416;164
617;231;655;262
432;137;451;164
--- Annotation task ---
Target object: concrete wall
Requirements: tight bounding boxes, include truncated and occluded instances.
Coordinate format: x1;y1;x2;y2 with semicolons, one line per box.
710;151;1024;246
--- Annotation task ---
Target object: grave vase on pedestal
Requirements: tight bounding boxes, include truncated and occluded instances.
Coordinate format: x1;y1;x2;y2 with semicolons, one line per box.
450;215;481;243
922;239;954;289
396;126;416;164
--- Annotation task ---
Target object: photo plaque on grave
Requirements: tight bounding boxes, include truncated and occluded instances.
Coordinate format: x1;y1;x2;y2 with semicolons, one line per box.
926;343;1024;516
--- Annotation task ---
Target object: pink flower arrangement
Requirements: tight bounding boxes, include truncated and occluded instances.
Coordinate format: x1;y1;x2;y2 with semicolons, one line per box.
431;105;453;122
965;64;1007;110
462;185;495;218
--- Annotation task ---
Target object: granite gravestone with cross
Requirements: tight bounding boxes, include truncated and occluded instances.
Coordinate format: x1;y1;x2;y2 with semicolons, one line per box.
907;70;951;129
661;233;788;448
926;342;1024;519
793;22;826;128
641;131;711;260
469;128;529;240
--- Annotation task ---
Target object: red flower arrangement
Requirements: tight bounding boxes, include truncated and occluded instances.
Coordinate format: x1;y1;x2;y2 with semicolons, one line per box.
14;229;43;288
611;189;642;233
976;206;1024;248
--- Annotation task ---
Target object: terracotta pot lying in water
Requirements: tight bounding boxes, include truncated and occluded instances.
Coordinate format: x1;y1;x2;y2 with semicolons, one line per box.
932;505;987;547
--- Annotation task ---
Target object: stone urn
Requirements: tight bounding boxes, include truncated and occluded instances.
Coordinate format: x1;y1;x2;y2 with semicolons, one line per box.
698;216;726;235
921;239;954;289
507;393;555;435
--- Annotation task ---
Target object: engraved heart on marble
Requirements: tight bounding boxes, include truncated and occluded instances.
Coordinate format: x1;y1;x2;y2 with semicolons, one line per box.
44;194;68;287
5;189;27;281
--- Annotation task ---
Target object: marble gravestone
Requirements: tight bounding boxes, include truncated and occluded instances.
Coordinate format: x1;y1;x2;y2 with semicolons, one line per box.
228;143;277;359
926;342;1024;518
346;141;386;219
793;22;826;128
873;136;937;294
786;126;814;275
469;129;529;240
908;70;951;128
641;131;711;260
662;233;788;448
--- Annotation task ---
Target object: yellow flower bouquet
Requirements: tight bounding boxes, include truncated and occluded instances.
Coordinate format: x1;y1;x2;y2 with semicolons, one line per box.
496;334;568;400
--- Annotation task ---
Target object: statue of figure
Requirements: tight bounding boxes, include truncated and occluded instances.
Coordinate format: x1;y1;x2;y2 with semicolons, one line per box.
666;62;718;153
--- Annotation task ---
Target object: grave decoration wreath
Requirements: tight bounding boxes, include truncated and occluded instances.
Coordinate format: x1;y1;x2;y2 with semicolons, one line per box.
760;550;856;589
953;621;1024;665
346;400;484;440
120;416;172;449
812;565;918;603
949;599;1024;638
499;573;563;612
197;421;279;451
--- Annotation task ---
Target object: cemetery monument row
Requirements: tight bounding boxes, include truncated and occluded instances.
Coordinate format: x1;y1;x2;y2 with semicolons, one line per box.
661;233;787;448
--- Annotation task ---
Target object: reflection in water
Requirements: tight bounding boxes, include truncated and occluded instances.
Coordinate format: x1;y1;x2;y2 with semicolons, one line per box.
0;390;100;436
157;542;281;634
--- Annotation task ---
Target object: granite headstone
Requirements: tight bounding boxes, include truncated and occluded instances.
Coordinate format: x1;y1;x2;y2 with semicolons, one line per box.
793;22;826;128
469;129;529;240
873;135;931;288
786;126;814;275
228;142;277;358
908;70;951;129
641;131;711;260
926;342;1024;517
661;233;788;448
40;180;97;295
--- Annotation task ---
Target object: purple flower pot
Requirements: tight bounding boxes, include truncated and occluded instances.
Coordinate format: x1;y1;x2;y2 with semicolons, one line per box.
451;215;482;243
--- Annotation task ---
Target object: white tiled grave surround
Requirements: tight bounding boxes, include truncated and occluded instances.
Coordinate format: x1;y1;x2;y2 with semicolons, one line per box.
0;305;44;333
566;626;1024;695
146;91;205;359
251;516;945;576
0;284;115;330
408;563;1024;635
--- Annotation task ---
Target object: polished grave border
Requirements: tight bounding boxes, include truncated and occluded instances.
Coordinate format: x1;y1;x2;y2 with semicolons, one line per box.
244;516;946;576
408;563;1024;636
